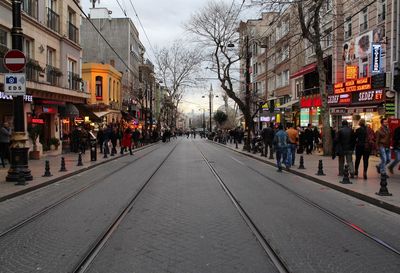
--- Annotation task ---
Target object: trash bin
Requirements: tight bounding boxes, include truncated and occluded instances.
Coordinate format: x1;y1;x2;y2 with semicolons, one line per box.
90;134;97;161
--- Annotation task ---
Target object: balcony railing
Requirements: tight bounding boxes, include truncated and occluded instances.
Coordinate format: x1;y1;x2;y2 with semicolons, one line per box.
47;8;60;33
46;65;62;86
68;72;81;90
68;22;79;43
26;58;42;82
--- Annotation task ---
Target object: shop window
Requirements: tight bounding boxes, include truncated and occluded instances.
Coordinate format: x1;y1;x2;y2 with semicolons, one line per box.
377;0;386;23
96;76;103;99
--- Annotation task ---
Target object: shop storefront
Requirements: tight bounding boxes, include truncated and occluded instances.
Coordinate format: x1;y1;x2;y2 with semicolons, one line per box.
300;96;322;127
0;91;33;129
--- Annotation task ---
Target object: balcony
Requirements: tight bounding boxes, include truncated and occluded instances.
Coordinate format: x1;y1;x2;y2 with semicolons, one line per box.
68;72;81;90
68;22;79;43
26;59;43;82
47;8;60;33
46;65;62;86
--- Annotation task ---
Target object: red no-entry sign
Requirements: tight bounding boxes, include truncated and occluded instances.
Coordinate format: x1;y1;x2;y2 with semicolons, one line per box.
3;50;26;72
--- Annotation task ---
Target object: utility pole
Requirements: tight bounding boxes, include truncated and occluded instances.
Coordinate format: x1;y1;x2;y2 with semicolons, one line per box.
244;35;252;152
209;85;212;133
6;0;32;182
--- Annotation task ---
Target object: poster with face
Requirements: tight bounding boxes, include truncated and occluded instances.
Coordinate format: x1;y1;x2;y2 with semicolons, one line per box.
343;39;356;64
355;31;373;59
373;25;386;54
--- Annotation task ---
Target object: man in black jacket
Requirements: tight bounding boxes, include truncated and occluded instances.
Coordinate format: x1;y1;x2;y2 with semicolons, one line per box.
388;126;400;174
335;120;355;177
261;123;275;159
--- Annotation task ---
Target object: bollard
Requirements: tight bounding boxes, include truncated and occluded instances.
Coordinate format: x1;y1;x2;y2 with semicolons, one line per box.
77;152;83;166
110;147;115;156
316;160;325;176
340;164;352;184
59;157;67;172
15;171;27;186
376;173;393;196
298;156;306;169
42;160;52;177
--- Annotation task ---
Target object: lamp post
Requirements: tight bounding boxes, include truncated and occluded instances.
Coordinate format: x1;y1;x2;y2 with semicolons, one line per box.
202;84;218;134
6;0;32;182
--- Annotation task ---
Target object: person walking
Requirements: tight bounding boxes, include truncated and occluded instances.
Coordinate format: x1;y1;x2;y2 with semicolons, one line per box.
286;123;299;167
388;125;400;174
354;119;371;179
335;120;355;177
261;123;275;159
0;122;11;167
304;124;314;154
97;127;104;154
375;118;391;176
273;124;289;172
121;128;133;155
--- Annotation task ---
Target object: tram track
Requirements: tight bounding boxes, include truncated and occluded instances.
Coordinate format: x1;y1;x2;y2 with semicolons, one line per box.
0;144;161;239
206;141;400;257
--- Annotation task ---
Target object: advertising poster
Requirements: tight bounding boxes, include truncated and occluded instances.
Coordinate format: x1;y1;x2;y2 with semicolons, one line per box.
355;31;373;59
343;39;356;64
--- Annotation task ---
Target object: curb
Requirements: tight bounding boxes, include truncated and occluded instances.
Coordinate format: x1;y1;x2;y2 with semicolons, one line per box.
0;144;158;203
212;141;400;215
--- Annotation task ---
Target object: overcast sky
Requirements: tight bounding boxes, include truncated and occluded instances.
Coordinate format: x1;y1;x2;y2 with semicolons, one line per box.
82;0;257;113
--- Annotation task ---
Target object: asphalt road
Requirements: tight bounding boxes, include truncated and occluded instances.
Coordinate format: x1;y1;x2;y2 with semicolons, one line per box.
0;138;399;273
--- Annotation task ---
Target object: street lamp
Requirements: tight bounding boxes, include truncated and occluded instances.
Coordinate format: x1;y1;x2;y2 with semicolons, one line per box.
202;84;218;134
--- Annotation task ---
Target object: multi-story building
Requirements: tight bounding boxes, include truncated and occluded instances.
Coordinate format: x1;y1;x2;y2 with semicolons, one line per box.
0;0;89;156
139;59;156;137
80;7;145;121
330;0;398;130
81;63;122;124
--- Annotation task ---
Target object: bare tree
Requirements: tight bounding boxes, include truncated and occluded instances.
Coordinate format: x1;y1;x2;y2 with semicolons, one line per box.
155;40;203;129
186;0;260;149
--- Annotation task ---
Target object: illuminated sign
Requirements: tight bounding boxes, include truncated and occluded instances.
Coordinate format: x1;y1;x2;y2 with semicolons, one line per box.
334;77;372;94
372;43;382;73
351;89;384;104
346;66;358;80
0;91;33;102
300;96;321;108
328;93;351;105
31;118;44;124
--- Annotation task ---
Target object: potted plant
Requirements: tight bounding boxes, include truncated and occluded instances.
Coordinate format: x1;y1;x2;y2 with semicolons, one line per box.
49;137;60;150
28;125;42;159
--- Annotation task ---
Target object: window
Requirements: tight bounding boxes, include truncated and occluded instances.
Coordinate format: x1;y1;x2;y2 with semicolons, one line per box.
48;0;56;10
24;39;33;59
22;0;38;19
326;0;332;12
295;80;303;99
68;9;78;43
324;28;332;48
282;70;289;87
276;20;289;41
0;29;7;47
378;0;386;23
96;76;103;99
344;17;352;39
267;76;275;93
46;47;55;66
359;8;368;32
47;0;59;32
68;58;78;90
108;78;112;100
276;73;282;88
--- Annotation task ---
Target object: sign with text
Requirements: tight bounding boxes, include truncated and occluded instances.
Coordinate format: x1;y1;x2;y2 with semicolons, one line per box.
4;73;26;96
346;65;358;80
334;77;371;94
371;43;382;73
352;89;384;105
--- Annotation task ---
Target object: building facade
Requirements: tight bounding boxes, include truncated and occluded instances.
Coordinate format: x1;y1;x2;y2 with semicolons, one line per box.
0;0;89;156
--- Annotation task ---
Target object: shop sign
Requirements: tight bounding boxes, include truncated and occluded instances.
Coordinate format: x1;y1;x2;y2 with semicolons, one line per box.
385;102;396;115
328;93;351;105
43;107;57;114
371;73;386;89
352;89;384;104
300;97;321;108
334;77;372;94
330;108;347;114
38;100;65;105
371;44;382;73
0;91;32;102
31;118;44;124
345;66;358;80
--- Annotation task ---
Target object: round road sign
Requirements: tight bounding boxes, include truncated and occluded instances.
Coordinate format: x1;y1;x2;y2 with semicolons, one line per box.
3;50;26;72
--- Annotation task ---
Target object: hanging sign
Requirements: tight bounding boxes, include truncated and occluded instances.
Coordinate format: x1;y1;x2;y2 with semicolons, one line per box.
371;43;382;73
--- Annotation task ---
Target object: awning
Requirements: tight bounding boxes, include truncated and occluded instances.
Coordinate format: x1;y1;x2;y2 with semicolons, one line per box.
279;99;299;109
262;97;278;108
75;104;102;122
59;103;79;118
290;63;317;79
121;110;134;121
94;111;110;118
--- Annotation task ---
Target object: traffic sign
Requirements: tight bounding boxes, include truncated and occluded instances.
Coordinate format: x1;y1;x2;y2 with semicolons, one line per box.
4;73;26;96
3;50;26;72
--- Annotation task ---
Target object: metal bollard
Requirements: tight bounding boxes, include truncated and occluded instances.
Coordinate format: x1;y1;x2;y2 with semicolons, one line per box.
15;170;27;186
316;160;325;176
340;164;352;184
42;160;52;177
298;156;306;169
59;157;67;172
376;173;393;196
77;152;83;166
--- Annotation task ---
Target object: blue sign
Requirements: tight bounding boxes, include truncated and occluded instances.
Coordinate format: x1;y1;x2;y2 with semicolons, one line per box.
371;43;382;73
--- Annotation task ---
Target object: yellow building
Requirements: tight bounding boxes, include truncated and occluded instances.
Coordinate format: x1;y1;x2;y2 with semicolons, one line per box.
82;63;123;123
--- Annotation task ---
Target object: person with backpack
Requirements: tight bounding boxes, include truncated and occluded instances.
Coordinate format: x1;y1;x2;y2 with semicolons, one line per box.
354;119;371;179
388;125;400;174
375;117;391;176
273;123;289;172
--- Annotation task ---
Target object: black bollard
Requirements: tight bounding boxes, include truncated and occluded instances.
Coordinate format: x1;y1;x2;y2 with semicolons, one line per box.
340;164;352;184
316;160;325;176
298;156;306;169
59;157;67;172
15;171;27;186
42;160;52;177
77;152;83;166
376;173;393;196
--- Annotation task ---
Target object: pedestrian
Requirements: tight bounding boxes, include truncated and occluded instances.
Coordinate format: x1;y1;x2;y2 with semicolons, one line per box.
313;126;321;153
132;128;140;149
354;119;371;179
97;126;104;153
273;123;289;172
335;120;355;178
121;128;133;155
103;125;112;155
110;126;118;155
388;125;400;174
0;122;11;167
261;123;275;159
286;123;299;167
304;124;314;154
375;117;391;176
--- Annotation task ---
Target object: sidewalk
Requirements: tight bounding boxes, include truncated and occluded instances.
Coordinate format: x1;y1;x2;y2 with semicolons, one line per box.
218;141;400;215
0;145;153;202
